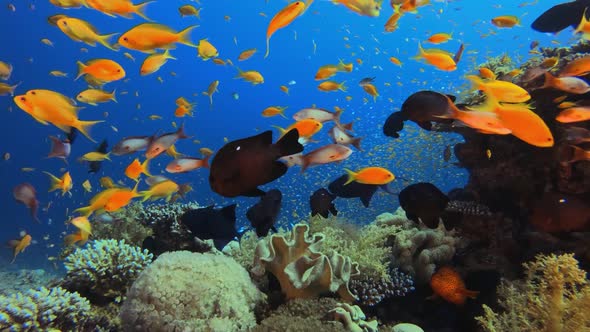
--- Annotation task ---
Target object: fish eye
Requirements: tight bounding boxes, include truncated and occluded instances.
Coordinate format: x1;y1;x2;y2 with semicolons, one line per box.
62;21;67;26
20;97;25;101
123;37;128;41
30;91;36;95
117;69;121;72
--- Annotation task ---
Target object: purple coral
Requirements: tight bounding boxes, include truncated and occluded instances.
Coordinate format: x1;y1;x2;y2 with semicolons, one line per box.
350;268;415;306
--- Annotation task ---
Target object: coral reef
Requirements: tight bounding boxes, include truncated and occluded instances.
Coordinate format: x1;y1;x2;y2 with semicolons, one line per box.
376;210;458;283
349;268;415;306
391;323;425;332
328;302;378;332
253;223;359;301
309;215;398;281
224;230;260;271
120;251;265;332
476;253;590;332
0;286;91;330
62;239;153;304
0;269;58;296
91;217;152;247
254;297;345;331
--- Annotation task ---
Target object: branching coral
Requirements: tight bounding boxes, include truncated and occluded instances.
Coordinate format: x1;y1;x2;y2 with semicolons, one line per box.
62;239;153;303
253;223;359;301
120;251;265;332
377;210;458;283
476;253;590;332
0;287;91;330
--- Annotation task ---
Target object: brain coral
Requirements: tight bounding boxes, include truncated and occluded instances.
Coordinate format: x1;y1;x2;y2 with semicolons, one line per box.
63;239;153;303
0;286;90;331
120;251;265;332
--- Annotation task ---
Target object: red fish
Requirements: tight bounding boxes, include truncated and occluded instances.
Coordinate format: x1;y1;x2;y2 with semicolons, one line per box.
13;183;40;223
430;266;478;305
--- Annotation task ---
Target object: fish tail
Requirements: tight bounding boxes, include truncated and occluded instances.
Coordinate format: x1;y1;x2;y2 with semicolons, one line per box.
300;156;310;173
202;154;211;169
98;32;120;51
177;123;189;139
209;93;213;105
177;25;199;48
110;89;118;103
271;125;288;136
541;71;556;89
73;120;104;143
75;61;87;81
74;205;92;217
333;108;344;127
8;82;21;96
43;171;61;192
338;81;348;92
351;137;362;151
465;75;485;92
64;233;81;246
140;191;152;202
141;158;151;176
164;49;177;60
343;168;357;185
275;128;304;157
133;1;154;21
462;289;479;299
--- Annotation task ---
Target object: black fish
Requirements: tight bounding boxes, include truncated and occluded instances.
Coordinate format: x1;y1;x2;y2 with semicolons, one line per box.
398;182;449;229
209;129;303;197
246;189;282;237
66;128;78;144
359;77;376;86
88;139;108;174
310;188;338;218
328;174;380;208
383;91;456;138
180;204;238;250
532;0;590;33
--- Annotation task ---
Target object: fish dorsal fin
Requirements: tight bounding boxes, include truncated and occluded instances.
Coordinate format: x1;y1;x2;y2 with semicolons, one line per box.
255;130;274;145
221;204;237;224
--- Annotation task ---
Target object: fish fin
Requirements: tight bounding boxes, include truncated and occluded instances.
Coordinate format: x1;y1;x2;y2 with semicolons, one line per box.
110;89;117;103
73;120;104;143
462;289;479;299
74;206;92;217
221;204;237;221
446;94;457;102
43;171;61;192
351;137;362;151
64;233;81;246
329;204;338;216
341;121;353;131
30;114;49;125
133;1;154;21
274;128;304;156
202;155;211;169
141;158;151;176
416;121;433;131
177;25;199;48
541;71;557;89
75;61;86;80
300;156;310;173
359;191;374;208
271;125;287;136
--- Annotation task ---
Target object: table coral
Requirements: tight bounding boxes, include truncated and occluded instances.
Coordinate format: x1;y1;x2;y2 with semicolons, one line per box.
476;253;590;332
120;251;265;332
0;286;90;331
62;239;153;304
253;223;359;301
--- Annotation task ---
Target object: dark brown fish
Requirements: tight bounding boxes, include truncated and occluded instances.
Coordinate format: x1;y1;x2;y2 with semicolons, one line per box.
246;189;282;236
529;192;590;232
399;182;449;229
453;43;465;64
209;129;303;197
310;188;338;218
563;126;590;144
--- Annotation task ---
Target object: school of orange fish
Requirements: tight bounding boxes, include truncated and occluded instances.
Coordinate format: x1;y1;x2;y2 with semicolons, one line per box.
2;0;590;279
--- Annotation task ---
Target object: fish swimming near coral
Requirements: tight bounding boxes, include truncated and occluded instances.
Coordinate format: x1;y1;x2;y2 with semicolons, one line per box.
209;129;303;197
327;174;382;208
246;189;282;237
529;191;590;233
430;266;479;305
398;182;450;229
310;188;338;218
531;0;590;33
180;204;238;250
383;91;456;138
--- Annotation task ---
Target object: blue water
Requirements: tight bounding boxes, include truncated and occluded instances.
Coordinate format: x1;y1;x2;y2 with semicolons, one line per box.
0;0;572;268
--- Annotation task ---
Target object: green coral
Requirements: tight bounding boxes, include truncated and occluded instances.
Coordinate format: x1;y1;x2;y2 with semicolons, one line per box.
476;253;590;332
92;218;152;247
254;298;345;332
224;230;260;271
0;287;91;331
309;215;400;281
62;239;153;303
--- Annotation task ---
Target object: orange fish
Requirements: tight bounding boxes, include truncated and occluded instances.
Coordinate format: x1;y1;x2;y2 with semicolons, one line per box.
414;43;457;71
76;59;126;82
265;1;306;58
430;266;478;305
118;23;198;53
559;56;590;77
64;230;90;246
491;15;520;28
74;187;120;216
44;171;73;196
318;80;347;92
104;183;142;212
86;0;152;20
70;216;92;235
125;158;151;181
238;48;257;61
8;233;32;263
140;179;179;202
274;119;323;139
427;32;453;44
344;166;394;185
556;106;590;123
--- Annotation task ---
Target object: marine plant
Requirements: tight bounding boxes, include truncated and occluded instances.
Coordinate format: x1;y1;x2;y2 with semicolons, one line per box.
476;253;590;332
0;286;91;330
120;251;265;331
253;223;359;301
62;239;153;303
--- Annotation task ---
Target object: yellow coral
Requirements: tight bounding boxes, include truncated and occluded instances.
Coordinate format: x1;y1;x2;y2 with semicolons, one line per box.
476;253;590;332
